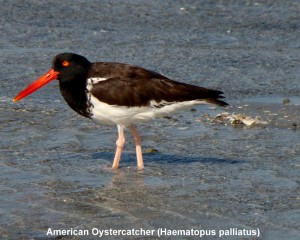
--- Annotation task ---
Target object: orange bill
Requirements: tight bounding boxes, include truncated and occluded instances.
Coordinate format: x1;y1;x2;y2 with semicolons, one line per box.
13;68;59;102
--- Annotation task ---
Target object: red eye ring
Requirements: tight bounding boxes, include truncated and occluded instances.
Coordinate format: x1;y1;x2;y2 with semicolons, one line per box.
62;60;70;67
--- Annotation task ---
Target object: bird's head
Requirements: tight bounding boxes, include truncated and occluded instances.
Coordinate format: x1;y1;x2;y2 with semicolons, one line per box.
13;53;91;102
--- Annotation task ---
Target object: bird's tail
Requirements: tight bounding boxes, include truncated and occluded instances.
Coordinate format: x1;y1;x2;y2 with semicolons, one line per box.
202;90;229;107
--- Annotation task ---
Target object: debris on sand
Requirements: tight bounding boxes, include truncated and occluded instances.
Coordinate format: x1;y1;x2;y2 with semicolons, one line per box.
283;98;290;105
215;112;268;126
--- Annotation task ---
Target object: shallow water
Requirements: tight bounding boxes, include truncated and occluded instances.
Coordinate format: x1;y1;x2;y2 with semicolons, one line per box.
1;1;300;239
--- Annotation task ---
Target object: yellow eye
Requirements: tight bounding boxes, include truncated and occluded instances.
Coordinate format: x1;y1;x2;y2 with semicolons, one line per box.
62;60;70;67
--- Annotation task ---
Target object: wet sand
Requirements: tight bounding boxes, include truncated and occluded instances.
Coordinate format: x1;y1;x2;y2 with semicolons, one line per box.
0;1;299;239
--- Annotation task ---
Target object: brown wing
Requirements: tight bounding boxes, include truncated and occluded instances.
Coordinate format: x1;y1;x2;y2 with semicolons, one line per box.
88;62;228;107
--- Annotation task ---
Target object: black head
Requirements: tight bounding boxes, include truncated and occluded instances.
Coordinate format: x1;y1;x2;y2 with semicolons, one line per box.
13;53;92;106
52;53;92;83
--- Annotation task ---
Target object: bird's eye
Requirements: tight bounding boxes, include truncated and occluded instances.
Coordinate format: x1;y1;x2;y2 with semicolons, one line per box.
62;60;71;67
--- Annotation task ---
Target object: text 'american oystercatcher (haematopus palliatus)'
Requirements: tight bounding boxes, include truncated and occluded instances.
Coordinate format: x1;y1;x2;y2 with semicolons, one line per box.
14;53;228;170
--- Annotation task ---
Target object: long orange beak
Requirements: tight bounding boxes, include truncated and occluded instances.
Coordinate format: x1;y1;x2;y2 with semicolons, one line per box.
13;68;59;102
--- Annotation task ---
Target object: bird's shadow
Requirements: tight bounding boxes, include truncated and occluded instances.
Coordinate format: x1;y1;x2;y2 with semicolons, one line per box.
91;151;244;166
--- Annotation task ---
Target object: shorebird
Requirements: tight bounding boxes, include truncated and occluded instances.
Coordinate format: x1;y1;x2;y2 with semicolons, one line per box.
14;53;228;170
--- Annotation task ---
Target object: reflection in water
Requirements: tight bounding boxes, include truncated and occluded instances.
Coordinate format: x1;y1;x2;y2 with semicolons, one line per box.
110;169;146;188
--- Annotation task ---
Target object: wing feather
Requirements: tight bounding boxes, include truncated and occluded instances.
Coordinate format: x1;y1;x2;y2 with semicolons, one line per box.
87;62;228;107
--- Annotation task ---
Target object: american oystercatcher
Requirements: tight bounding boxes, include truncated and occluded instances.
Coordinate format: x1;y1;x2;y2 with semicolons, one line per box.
13;53;228;170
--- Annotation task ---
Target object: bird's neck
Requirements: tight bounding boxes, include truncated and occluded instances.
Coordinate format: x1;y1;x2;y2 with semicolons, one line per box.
59;78;92;118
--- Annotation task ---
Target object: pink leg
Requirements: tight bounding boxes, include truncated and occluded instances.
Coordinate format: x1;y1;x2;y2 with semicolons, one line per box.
112;125;125;169
129;125;144;170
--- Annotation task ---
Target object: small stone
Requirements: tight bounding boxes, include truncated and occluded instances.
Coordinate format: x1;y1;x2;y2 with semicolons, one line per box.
145;148;158;153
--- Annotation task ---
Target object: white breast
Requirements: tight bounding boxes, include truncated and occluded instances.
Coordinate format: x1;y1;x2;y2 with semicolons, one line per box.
88;94;207;126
